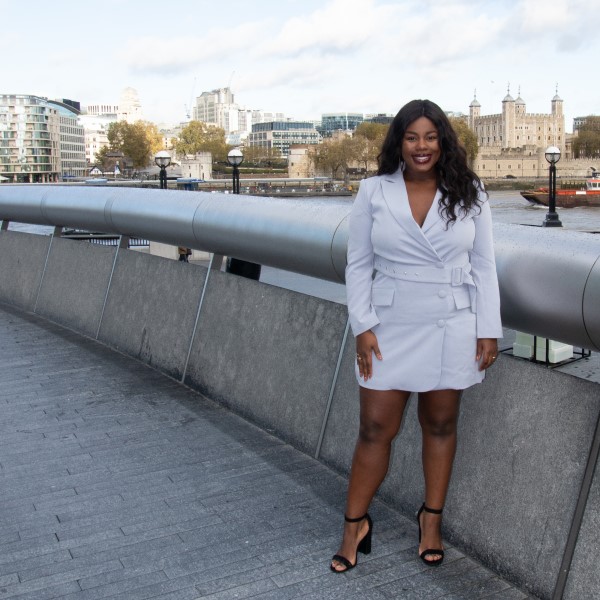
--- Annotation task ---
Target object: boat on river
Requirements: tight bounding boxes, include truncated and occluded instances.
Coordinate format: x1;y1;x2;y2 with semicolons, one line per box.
521;179;600;208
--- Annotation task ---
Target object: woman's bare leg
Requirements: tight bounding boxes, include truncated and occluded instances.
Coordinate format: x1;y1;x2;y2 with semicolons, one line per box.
331;387;410;571
417;389;461;561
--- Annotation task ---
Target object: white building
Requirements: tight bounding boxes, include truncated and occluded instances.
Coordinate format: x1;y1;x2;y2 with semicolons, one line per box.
192;87;287;138
0;94;61;182
81;87;145;165
193;87;237;132
179;152;212;180
118;87;143;123
79;113;114;165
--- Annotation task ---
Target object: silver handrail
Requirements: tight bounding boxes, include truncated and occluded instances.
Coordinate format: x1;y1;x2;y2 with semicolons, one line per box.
1;185;599;351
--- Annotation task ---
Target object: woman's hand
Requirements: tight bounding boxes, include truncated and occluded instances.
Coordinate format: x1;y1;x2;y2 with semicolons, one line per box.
356;330;382;381
476;338;498;371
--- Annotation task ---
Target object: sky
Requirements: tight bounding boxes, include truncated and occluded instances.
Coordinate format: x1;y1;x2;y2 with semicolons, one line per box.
2;0;598;133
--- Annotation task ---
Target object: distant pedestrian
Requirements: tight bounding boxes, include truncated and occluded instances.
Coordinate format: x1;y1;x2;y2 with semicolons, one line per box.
178;247;192;262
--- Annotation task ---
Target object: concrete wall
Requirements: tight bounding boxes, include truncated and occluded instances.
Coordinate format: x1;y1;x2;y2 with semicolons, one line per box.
35;237;116;337
1;228;599;599
98;250;207;381
0;230;51;311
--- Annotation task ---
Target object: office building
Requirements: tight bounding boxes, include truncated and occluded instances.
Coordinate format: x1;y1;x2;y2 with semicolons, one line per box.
247;121;321;157
47;99;86;179
319;113;363;137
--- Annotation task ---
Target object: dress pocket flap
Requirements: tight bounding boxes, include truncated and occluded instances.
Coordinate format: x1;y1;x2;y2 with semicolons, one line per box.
371;287;395;306
453;289;471;310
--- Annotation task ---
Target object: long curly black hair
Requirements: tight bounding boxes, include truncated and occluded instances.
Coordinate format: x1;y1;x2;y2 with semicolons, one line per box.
377;99;484;224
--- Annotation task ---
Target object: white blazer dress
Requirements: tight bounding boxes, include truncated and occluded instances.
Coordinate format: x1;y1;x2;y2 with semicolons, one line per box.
346;169;503;392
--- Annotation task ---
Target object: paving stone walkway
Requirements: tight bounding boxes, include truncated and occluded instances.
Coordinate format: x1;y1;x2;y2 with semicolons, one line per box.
0;304;535;600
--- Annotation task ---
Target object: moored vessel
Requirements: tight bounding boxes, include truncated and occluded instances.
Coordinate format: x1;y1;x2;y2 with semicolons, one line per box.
521;179;600;208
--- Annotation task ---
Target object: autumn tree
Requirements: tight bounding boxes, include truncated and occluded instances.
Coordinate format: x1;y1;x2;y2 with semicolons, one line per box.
449;117;478;166
572;116;600;159
104;121;163;169
353;122;388;173
174;121;228;162
310;135;356;180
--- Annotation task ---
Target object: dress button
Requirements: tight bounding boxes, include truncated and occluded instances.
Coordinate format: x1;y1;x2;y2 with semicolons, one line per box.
437;319;446;327
436;263;445;269
438;290;447;298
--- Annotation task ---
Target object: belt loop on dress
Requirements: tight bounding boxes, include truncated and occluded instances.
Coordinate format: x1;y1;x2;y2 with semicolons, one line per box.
452;266;463;286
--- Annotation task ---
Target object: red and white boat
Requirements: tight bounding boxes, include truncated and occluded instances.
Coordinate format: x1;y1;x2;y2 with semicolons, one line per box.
521;178;600;208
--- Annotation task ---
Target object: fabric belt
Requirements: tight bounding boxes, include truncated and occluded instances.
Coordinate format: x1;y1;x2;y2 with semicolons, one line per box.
373;257;473;287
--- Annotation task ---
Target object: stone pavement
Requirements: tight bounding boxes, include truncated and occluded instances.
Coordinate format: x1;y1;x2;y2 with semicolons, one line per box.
0;304;534;600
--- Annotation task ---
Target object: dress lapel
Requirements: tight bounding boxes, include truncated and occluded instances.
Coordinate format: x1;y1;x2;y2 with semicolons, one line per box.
380;169;441;260
421;189;443;234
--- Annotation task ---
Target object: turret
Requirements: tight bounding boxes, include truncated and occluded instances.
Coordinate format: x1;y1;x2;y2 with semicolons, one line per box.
468;90;481;130
502;84;516;148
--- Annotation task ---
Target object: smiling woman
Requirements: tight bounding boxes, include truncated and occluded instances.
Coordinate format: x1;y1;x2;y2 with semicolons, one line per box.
330;99;502;573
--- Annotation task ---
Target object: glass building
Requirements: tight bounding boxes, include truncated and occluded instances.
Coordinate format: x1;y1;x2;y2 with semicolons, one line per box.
319;113;364;137
247;121;321;157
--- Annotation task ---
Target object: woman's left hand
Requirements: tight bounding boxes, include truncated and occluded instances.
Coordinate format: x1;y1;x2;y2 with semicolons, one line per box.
476;338;498;371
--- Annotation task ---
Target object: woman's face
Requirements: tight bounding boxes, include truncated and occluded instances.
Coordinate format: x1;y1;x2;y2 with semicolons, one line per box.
401;116;441;178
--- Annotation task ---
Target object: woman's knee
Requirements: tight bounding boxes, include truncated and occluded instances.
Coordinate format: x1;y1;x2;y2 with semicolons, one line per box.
420;414;458;438
358;417;397;444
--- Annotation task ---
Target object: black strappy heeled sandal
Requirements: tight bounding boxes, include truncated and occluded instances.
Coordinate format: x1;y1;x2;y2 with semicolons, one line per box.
417;503;445;567
330;513;373;573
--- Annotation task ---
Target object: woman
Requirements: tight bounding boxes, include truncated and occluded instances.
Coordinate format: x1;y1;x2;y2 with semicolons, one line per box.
330;99;502;573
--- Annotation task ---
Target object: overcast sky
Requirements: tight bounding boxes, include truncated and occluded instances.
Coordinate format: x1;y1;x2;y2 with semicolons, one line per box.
2;0;598;132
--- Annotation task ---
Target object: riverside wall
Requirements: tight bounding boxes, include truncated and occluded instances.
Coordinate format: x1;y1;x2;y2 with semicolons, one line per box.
0;228;599;600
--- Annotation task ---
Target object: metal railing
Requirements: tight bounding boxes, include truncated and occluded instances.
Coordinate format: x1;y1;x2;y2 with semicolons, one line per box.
1;184;599;351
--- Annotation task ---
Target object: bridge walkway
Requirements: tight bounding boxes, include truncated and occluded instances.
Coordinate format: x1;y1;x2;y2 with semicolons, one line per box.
0;304;533;600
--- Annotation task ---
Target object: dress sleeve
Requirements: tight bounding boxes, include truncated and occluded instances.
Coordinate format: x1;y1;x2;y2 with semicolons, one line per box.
470;194;503;339
345;179;380;336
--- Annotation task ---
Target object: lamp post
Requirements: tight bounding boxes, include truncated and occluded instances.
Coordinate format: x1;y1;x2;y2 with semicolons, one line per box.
154;151;171;190
225;148;261;280
543;146;562;227
227;148;243;194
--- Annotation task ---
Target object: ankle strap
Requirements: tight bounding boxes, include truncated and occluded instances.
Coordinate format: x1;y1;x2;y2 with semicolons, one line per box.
344;513;367;523
422;504;443;514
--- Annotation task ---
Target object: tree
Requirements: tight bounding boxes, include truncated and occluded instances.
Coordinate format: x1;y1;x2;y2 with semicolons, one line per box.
105;121;163;169
354;122;389;142
449;117;478;166
310;135;356;180
572;116;600;159
353;122;388;173
240;146;285;170
174;121;228;162
94;145;111;171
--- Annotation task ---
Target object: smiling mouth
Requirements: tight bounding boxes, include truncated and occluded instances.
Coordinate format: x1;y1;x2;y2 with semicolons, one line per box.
413;155;431;164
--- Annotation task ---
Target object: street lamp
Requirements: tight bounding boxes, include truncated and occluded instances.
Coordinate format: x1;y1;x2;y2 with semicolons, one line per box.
155;151;171;190
543;146;562;227
225;148;261;280
227;148;243;194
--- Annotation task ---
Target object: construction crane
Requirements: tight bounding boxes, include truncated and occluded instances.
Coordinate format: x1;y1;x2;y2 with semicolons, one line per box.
184;77;197;121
